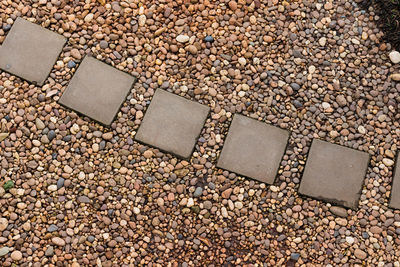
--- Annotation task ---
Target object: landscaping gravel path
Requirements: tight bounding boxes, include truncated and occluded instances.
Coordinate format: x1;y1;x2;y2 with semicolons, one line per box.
0;0;400;266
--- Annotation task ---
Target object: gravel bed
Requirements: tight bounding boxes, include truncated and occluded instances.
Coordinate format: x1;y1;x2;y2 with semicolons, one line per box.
0;0;400;266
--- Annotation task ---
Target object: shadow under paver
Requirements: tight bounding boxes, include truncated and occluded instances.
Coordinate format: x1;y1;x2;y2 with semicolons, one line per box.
135;89;210;159
217;114;290;184
59;56;136;126
389;154;400;209
299;139;370;209
0;17;66;86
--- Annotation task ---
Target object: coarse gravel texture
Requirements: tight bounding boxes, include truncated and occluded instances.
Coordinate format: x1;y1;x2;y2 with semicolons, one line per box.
0;0;400;266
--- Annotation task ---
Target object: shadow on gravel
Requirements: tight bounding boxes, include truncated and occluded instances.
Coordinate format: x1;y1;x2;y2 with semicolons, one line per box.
361;0;400;50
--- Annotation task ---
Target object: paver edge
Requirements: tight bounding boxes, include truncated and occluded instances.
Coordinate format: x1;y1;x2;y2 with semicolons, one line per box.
134;88;211;160
216;113;291;185
58;55;137;127
388;152;400;209
298;138;371;210
0;17;68;86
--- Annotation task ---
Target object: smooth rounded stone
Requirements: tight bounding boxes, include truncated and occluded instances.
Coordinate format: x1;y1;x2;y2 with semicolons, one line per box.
319;37;327;46
336;95;347;106
389;51;400;64
11;250;22;261
47;130;56;141
35;118;45;130
329;206;348;217
176;35;189;43
48;185;57;192
228;0;237;10
0;247;10;257
383;158;394;167
204;35;214;42
47;224;58;232
345;236;354;244
102;132;113;140
186;45;198;54
187;198;194;207
67;60;76;68
87;236;95;242
193;187;203;197
0;218;8;231
52;237;65;246
290;83;300;91
78;196;90;203
55;177;65;189
0;187;5;197
238;57;246;65
84;13;94;22
354;248;367;259
100;40;108;49
293;99;303;108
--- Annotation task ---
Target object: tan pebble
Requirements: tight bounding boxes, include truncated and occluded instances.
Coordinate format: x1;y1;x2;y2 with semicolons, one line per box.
70;48;81;60
354;248;367;260
324;2;333;10
143;150;153;159
228;1;237;10
84;13;93;22
102;132;113;140
222;188;233;199
186;45;198;54
391;74;400;81
0;218;8;231
11;251;22;261
52;237;66;246
64;165;73;174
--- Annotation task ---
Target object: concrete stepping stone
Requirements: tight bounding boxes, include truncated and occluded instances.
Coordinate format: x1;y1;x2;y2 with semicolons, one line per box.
299;139;369;209
217;114;289;184
135;89;210;159
389;154;400;209
59;56;136;126
0;17;66;86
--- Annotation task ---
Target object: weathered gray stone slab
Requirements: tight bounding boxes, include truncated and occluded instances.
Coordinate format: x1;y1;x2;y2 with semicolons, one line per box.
299;139;369;209
217;114;289;184
59;56;135;126
389;154;400;209
135;89;210;159
0;17;66;85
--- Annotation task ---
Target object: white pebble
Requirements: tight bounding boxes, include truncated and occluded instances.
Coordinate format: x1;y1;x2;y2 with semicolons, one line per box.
187;198;194;207
48;185;57;192
389;51;400;64
176;35;190;43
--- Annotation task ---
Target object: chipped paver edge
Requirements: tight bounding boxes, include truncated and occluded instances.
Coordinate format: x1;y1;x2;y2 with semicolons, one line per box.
298;139;371;210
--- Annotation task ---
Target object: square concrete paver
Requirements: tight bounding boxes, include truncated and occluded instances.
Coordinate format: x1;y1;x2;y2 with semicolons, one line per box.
0;17;66;86
59;56;135;126
217;114;289;184
299;139;370;209
389;154;400;209
135;89;210;159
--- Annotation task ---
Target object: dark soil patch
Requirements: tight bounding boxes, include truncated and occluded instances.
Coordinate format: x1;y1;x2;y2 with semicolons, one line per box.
361;0;400;50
